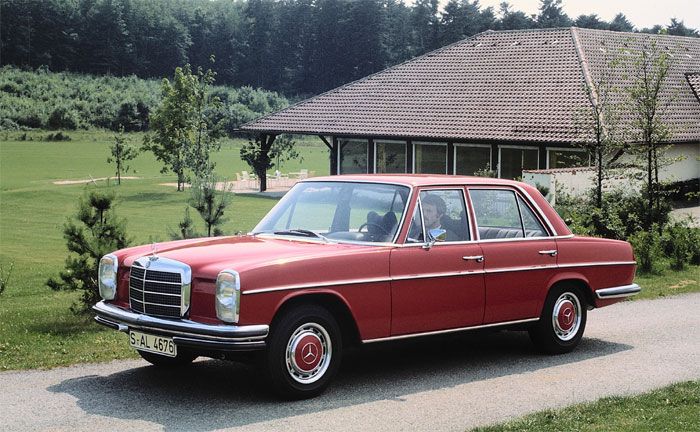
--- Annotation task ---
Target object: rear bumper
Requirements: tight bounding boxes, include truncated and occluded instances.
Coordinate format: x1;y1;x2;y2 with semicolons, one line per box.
93;301;268;352
595;283;641;299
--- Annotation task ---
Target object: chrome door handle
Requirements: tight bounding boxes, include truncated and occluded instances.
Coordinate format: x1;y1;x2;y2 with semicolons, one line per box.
463;255;484;263
538;250;558;257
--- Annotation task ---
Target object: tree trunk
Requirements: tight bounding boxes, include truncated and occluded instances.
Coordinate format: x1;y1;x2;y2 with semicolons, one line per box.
596;147;603;208
259;171;267;192
647;147;653;231
177;172;185;192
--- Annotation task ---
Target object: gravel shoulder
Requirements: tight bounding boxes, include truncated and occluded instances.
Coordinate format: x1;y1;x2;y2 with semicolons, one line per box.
1;293;699;432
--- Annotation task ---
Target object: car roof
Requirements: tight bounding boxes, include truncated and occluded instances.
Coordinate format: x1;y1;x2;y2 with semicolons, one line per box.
303;174;526;188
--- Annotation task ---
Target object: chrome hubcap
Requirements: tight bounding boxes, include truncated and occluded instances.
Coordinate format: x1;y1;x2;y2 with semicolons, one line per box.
552;292;581;341
285;323;331;384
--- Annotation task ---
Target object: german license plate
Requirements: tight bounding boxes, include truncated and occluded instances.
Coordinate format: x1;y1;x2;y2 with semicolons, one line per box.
129;330;177;357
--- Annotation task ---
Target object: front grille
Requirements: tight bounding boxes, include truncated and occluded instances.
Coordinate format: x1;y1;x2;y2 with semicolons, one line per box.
129;261;183;318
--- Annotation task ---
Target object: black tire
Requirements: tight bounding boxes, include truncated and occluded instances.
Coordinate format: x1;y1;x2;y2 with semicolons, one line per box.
529;285;587;354
138;349;197;367
264;304;342;399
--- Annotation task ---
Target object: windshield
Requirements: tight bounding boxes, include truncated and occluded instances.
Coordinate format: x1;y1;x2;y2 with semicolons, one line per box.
253;181;410;243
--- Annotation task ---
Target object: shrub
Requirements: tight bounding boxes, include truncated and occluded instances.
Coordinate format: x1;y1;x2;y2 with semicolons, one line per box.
113;101;149;132
16;113;43;128
662;218;700;269
45;132;71;141
47;107;79;130
555;190;671;240
629;227;663;274
0;118;19;130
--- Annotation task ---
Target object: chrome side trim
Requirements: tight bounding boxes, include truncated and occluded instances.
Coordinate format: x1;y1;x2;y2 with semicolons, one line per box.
396;233;575;247
242;276;394;295
558;261;637;269
485;265;558;274
241;261;638;295
93;301;269;342
391;270;487;281
242;270;487;295
363;317;540;343
595;283;641;299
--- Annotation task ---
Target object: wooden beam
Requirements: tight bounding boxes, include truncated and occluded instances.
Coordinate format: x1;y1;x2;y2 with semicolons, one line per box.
318;135;333;150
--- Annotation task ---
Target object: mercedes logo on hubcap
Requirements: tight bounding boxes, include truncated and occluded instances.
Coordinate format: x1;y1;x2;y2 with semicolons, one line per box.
301;342;319;365
563;308;574;325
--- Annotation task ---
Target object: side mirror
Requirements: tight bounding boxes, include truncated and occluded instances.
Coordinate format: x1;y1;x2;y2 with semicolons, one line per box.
423;228;447;249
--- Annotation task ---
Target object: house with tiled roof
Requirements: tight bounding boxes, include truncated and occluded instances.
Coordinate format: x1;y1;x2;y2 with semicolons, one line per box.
241;27;700;184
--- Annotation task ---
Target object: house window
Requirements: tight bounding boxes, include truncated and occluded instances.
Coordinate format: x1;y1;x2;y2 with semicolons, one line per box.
375;140;407;173
498;146;539;179
414;142;447;174
338;139;368;174
454;144;492;176
547;147;590;169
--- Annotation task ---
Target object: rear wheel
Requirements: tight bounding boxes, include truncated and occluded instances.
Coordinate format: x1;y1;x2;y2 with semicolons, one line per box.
529;285;587;354
264;304;342;399
138;349;197;367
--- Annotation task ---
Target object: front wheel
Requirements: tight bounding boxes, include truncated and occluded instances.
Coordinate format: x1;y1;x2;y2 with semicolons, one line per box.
529;286;587;354
264;304;342;399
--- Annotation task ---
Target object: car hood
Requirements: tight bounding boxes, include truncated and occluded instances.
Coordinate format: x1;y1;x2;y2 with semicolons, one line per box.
120;235;388;281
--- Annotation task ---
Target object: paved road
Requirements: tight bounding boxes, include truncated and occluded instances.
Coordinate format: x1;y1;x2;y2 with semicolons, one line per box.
2;293;699;432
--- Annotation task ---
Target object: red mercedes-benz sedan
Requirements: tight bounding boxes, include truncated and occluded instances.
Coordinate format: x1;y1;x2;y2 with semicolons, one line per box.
94;175;640;398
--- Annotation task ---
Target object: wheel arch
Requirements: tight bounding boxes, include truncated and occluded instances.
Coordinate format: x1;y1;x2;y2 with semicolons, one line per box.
543;273;595;311
271;290;362;347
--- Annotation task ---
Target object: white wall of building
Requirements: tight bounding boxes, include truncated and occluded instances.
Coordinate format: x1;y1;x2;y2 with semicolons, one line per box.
524;143;699;204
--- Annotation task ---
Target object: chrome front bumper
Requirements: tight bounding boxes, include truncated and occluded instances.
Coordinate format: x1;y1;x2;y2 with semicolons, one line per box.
93;301;269;352
595;283;641;299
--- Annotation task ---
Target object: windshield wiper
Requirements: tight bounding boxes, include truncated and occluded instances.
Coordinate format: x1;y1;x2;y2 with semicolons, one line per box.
272;229;329;242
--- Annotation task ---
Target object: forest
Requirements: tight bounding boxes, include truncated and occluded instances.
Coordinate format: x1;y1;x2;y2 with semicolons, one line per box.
2;0;698;97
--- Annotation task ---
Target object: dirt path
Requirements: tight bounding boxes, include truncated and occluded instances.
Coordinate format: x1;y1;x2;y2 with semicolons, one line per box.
1;293;698;432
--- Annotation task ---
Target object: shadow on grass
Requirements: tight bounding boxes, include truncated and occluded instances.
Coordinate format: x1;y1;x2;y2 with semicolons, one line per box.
48;330;631;431
122;192;173;203
27;314;97;337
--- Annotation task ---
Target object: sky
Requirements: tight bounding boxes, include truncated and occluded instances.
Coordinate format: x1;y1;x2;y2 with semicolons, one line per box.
472;0;700;31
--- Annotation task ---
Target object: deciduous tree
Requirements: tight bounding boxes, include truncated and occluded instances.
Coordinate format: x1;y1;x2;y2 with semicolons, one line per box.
107;126;139;185
241;134;300;192
574;52;623;209
143;64;222;191
624;41;674;231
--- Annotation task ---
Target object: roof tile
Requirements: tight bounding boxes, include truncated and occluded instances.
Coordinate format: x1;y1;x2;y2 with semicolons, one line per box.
242;28;700;144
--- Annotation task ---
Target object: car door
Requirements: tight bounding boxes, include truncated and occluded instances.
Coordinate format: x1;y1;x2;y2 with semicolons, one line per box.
390;188;485;336
468;188;558;324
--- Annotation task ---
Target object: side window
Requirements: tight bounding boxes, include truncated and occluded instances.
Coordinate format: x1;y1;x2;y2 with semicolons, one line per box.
417;189;470;242
518;196;547;237
470;189;524;240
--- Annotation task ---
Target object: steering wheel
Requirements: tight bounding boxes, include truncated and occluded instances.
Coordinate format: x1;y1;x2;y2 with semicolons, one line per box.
358;222;391;235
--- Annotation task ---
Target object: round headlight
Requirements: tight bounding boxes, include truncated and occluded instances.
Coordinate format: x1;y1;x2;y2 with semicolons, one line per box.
98;254;118;300
216;270;240;323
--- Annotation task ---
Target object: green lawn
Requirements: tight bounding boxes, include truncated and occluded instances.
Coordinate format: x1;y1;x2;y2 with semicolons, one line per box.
0;129;697;370
472;380;700;432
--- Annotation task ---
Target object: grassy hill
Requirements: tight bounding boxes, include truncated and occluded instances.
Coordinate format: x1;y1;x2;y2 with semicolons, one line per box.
0;66;288;132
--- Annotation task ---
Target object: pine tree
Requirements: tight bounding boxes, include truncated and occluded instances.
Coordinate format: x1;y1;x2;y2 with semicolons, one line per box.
47;190;130;313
